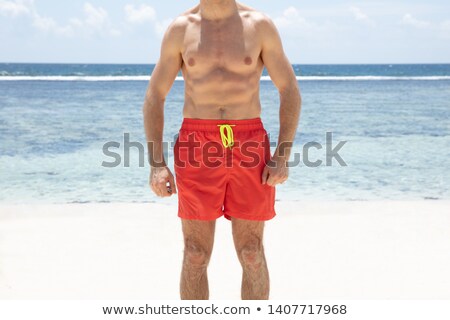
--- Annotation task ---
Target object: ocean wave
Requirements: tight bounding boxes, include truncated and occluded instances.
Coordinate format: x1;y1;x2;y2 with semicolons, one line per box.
271;76;450;81
0;75;150;81
1;75;450;81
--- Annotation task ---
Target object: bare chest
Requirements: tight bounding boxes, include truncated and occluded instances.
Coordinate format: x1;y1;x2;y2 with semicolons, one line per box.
181;19;262;76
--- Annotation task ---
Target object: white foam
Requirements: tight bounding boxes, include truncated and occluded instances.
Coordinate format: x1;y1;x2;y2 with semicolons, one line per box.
0;75;151;81
1;75;450;81
293;76;450;81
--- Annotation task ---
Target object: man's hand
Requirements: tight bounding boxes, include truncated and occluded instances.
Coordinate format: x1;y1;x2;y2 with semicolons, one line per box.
150;166;177;197
261;155;289;187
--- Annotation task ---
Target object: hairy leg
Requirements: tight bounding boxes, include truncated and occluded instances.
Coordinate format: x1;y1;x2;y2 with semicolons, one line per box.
231;217;269;300
180;218;216;300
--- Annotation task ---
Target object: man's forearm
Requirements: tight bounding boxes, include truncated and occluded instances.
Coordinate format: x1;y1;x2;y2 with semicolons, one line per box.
276;84;302;160
143;92;166;167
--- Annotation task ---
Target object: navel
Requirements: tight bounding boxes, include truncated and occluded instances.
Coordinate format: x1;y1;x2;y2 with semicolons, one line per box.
244;56;253;65
188;58;196;67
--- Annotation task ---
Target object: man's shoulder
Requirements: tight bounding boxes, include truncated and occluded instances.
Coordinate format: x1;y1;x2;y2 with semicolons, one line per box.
165;15;189;35
175;5;201;26
163;6;200;37
238;5;277;32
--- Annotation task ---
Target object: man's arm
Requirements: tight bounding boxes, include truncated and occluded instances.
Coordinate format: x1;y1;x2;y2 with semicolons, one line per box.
259;15;302;186
143;19;185;197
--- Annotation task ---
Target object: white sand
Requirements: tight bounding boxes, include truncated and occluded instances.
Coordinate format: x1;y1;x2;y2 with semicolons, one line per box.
0;201;449;299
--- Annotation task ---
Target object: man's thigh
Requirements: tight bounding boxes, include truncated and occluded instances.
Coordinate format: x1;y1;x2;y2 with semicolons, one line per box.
181;219;216;254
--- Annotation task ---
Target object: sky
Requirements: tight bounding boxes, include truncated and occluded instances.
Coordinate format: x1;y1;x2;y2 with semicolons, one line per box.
0;0;449;64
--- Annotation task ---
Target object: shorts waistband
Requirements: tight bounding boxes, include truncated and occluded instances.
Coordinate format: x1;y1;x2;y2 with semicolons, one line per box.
181;117;264;132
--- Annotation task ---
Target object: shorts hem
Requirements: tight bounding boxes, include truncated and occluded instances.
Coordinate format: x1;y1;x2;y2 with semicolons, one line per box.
224;211;276;221
178;210;224;221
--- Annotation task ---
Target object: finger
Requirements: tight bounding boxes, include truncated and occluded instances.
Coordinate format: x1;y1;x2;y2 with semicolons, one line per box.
150;180;159;196
150;175;161;197
165;182;171;195
152;184;162;197
261;166;269;184
155;181;166;197
271;174;286;186
164;181;173;197
276;175;285;184
150;183;157;195
168;174;177;194
266;175;276;187
278;176;288;185
160;181;172;197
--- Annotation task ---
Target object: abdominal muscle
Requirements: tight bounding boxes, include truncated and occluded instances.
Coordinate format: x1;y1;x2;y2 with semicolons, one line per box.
181;66;263;120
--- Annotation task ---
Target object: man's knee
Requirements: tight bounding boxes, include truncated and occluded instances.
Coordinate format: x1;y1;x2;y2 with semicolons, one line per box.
183;238;211;268
238;237;264;268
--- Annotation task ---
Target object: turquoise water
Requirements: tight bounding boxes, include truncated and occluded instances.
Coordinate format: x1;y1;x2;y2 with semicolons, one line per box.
0;64;449;203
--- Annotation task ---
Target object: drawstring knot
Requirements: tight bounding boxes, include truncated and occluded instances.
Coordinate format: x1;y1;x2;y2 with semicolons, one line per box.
217;124;235;148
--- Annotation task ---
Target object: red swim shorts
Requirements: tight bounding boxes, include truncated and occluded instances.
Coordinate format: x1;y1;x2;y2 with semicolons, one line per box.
174;117;276;221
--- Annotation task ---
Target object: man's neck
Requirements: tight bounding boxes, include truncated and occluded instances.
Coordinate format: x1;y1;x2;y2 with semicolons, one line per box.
199;0;238;21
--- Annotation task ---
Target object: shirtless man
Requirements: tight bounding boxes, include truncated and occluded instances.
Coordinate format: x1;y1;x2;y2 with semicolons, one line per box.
143;0;301;300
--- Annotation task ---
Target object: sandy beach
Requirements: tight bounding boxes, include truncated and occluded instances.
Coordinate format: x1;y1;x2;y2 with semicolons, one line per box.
0;201;449;300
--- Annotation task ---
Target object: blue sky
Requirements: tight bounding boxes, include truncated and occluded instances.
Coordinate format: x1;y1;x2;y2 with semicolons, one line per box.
0;0;449;64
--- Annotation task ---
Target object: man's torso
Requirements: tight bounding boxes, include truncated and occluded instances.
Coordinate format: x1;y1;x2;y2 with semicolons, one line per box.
178;4;265;120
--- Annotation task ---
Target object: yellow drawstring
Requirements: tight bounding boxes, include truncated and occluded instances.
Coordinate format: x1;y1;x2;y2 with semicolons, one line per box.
217;124;235;148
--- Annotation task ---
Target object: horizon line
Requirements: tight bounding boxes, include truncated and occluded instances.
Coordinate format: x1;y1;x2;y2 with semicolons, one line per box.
1;62;450;66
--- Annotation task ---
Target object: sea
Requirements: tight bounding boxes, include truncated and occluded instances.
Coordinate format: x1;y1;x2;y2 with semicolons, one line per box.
0;63;449;204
